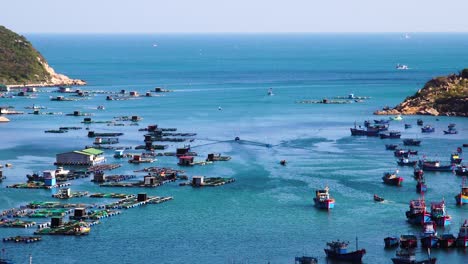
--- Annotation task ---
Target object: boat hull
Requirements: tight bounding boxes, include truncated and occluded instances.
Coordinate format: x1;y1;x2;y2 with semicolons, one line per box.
421;236;439;248
314;198;334;210
391;258;437;264
384;237;399;248
433;216;451;227
383;177;403;186
455;194;468;205
456;237;468;248
406;212;431;226
324;249;366;262
438;236;456;248
422;165;453;172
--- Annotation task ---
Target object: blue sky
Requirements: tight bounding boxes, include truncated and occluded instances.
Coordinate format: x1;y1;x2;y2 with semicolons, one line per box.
3;0;468;33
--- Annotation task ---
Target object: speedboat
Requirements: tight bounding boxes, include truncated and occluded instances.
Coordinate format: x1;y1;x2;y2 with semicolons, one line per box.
390;115;403;121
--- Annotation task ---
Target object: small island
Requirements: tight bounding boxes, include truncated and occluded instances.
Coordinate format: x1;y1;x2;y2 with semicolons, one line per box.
375;69;468;117
0;25;85;88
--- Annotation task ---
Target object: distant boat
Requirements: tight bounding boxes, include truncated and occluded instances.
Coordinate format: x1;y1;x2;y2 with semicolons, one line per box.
267;88;274;96
152;43;158;47
384;236;399;248
374;194;385;202
420;221;439;248
390;115;403;121
405;33;411;39
455;176;468;205
456;219;468;248
396;64;409;70
313;186;335;210
421;125;435;133
382;172;403;186
391;249;436;264
324;239;366;262
294;256;318;264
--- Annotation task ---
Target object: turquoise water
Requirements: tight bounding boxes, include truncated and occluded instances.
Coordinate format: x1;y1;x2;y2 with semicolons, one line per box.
0;34;467;263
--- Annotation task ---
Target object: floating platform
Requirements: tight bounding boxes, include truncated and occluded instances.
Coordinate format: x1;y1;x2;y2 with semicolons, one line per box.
69;209;121;221
6;182;70;189
87;164;121;173
0;219;36;228
52;191;89;199
180;177;236;187
35;221;91;236
28;208;72;218
91;174;136;183
44;129;68;133
3;236;42;243
85;145;132;150
27;201;87;209
89;193;135;199
101;196;173;210
100;178;176;188
87;131;124;137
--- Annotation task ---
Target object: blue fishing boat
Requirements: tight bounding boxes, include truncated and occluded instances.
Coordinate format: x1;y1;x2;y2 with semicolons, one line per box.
430;200;451;227
455;177;468;206
294;256;318;264
384;236;399;248
398;158;417;167
380;131;401;139
438;233;456;248
416;179;427;193
417;119;424;126
420;222;438;248
313;187;335;210
406;199;431;225
403;139;421;146
419;160;453;172
391;249;436;264
324;239;366;263
404;124;412;129
456;220;468;248
374;119;390;124
421;125;435;133
450;153;462;164
399;235;418;248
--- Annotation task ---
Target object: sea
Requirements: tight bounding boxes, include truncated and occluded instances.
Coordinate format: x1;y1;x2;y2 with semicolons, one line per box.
0;33;467;263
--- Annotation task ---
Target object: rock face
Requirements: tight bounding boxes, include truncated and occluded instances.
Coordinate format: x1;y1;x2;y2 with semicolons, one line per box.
0;25;85;87
375;70;468;117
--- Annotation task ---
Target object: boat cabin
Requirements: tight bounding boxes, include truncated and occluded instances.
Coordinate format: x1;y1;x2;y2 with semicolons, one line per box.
178;156;194;166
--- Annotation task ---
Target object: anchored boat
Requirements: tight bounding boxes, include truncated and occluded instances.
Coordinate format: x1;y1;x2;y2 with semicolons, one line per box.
406;199;431;226
382;172;403;186
456;220;468;248
455;177;468;205
420;221;439;248
391;249;436;264
324;239;366;263
430;200;451;227
313;187;335;210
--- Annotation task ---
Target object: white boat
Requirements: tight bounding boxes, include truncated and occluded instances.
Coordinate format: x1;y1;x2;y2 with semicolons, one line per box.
396;64;409;70
390;115;403;121
267;88;274;96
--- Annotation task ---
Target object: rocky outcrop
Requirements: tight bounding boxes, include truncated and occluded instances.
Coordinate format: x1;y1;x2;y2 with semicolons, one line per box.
374;70;468;117
0;25;85;88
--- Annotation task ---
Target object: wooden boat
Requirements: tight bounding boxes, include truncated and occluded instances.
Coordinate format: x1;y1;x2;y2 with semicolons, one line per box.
403;139;421;146
406;199;431;226
420;222;439;248
456;220;468;248
398;158;417;167
420;161;453;172
324;239;366;262
384;236;399;248
350;127;379;137
314;187;335;210
405;124;412;129
391;249;436;264
416;180;427;193
430;200;451;227
374;194;384;202
438;234;456;248
421;125;435;133
417;119;424;126
444;129;458;134
374;119;390;124
455;177;468;206
380;131;402;139
400;235;418;248
382;172;403;186
386;144;399;150
413;169;424;180
455;166;468;176
294;256;318;264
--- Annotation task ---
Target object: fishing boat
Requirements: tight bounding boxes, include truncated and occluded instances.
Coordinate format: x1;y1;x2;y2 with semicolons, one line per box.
406;199;431;225
394;150;410;158
374;119;390;124
403;139;421;146
420;222;439;248
380;131;402;139
430;200;451;227
313;187;335;210
444;129;458;134
438;233;456;248
384;236;399;248
417;119;424;126
390;115;403;121
419;160;453;172
456;220;468;248
391;249;436;264
267;88;274;96
324;239;366;263
386;144;399;150
374;194;385;202
413;169;424;180
398;158;417;167
382;172;403;186
450;153;462;164
421;125;435;133
455;177;468;205
294;256;318;264
455;166;468;176
416;179;427;193
405;124;412;129
400;235;418;248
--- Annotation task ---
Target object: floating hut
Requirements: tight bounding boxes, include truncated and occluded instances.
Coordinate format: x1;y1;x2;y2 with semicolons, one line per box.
56;148;105;166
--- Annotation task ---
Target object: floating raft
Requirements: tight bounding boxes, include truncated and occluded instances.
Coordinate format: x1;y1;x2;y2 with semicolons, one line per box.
85;145;132;150
87;131;124;137
44;129;68;133
59;127;82;130
28;208;72;218
91;175;136;183
35;221;91;236
27;201;87;209
87;164;121;173
6;182;70;189
0;219;36;228
3;236;42;243
101;196;173;210
99;178;176;188
180;177;236;187
52;191;89;199
89;193;135;199
70;209;121;221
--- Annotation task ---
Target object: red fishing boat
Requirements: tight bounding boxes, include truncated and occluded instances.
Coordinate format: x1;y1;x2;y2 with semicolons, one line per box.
382;172;403;186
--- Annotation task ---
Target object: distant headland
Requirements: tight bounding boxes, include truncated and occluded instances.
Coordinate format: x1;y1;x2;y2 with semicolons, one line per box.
0;25;85;88
375;69;468;117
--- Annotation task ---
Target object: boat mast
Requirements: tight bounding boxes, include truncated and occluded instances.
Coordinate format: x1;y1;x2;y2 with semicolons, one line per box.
356;236;358;251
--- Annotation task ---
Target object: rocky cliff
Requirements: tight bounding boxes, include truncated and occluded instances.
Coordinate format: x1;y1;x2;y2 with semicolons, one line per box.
374;69;468;117
0;25;85;87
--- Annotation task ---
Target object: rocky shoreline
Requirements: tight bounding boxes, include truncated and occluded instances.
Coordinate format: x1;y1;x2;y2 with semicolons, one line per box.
374;69;468;117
